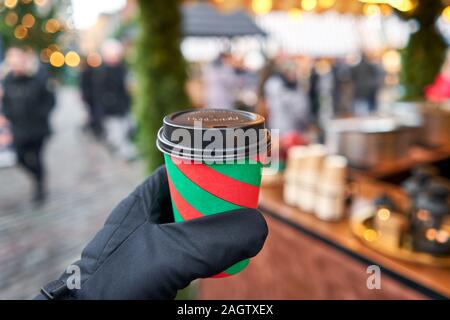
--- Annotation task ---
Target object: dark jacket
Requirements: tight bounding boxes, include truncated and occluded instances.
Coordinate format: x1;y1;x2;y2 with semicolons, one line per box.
351;59;384;100
91;64;130;116
2;73;55;145
80;66;94;108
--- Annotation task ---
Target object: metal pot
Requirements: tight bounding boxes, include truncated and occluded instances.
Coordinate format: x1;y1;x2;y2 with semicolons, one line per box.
326;117;419;168
419;102;450;147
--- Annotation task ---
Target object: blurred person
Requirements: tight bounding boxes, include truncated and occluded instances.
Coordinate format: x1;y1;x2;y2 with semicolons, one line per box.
331;58;353;116
308;60;320;122
264;60;310;136
92;39;135;159
1;47;55;203
203;52;238;109
79;58;101;137
350;54;384;115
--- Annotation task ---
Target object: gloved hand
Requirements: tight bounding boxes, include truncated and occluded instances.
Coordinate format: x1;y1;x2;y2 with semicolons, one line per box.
36;166;268;300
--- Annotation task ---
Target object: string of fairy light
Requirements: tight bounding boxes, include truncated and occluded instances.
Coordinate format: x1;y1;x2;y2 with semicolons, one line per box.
1;0;82;68
222;0;450;20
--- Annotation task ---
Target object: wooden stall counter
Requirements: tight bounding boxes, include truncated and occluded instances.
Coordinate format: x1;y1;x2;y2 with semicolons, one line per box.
198;181;450;300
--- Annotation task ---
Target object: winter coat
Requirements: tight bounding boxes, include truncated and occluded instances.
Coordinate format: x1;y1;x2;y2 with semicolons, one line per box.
2;73;55;145
91;64;130;117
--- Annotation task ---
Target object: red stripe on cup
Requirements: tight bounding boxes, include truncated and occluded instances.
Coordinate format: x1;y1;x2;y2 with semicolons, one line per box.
211;272;231;279
167;176;204;220
172;157;260;208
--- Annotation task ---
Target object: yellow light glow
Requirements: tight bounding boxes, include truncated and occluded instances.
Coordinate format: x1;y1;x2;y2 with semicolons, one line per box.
363;3;381;16
363;229;378;242
301;0;317;11
436;230;449;244
22;14;36;28
288;8;303;20
45;19;60;33
377;208;391;221
65;51;81;68
5;12;18;26
390;0;416;12
442;6;450;23
318;0;335;9
359;0;388;3
417;209;429;221
425;228;437;241
379;4;393;16
14;25;28;40
252;0;272;14
382;49;401;73
87;52;102;68
5;0;18;9
50;52;65;68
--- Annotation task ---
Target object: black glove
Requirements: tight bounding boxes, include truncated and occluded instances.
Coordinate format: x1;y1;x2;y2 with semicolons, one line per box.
36;166;268;300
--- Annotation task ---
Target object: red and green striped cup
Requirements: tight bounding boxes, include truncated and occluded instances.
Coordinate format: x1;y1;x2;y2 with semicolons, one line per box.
157;109;270;277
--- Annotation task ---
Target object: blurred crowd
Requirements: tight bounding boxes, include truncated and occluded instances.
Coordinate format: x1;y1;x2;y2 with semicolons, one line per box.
199;51;385;147
0;35;388;205
0;39;135;205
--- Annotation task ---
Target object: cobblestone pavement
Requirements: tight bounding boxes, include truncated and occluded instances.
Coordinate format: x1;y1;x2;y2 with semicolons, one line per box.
0;87;145;299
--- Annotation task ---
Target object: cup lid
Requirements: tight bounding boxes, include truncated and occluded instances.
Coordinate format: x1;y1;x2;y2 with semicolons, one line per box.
157;109;270;162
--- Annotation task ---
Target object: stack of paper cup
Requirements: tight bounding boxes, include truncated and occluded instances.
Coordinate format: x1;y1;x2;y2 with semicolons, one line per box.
297;144;327;212
283;146;309;206
314;155;348;221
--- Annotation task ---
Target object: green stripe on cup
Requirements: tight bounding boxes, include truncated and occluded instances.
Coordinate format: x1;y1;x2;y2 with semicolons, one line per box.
165;154;262;276
165;155;241;215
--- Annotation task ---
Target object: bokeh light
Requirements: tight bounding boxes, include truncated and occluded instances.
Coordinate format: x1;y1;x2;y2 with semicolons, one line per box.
5;12;18;26
251;0;272;15
50;51;65;67
363;229;378;242
301;0;317;11
442;6;450;23
45;18;60;33
382;49;401;73
318;0;335;9
65;51;81;68
363;3;381;16
14;25;28;39
377;208;391;221
4;0;18;9
22;13;36;28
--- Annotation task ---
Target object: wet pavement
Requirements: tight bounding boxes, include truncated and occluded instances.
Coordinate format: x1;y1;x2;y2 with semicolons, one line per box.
0;87;145;299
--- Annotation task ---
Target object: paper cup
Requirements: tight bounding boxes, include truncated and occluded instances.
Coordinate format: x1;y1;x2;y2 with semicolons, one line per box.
157;109;269;277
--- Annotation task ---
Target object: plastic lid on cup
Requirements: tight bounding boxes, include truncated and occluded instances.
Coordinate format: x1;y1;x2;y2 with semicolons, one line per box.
157;109;270;162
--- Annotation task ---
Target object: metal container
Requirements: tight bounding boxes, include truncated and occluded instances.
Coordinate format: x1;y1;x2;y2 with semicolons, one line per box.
326;117;419;168
419;102;450;147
